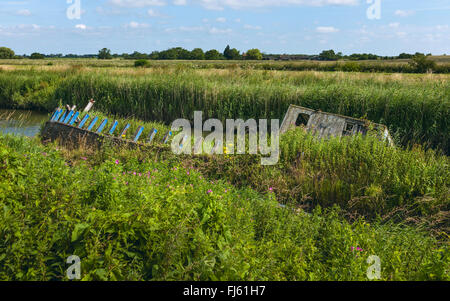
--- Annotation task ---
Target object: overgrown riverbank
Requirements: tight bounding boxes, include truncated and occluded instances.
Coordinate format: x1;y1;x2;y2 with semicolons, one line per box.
0;67;448;154
0;133;448;280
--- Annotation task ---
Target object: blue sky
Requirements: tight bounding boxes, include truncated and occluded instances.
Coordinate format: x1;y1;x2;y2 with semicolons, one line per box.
0;0;449;55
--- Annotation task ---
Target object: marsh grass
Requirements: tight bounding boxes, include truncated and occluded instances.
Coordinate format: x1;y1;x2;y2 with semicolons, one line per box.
0;66;448;153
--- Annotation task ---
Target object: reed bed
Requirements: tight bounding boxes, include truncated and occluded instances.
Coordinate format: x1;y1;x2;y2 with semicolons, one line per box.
0;67;448;153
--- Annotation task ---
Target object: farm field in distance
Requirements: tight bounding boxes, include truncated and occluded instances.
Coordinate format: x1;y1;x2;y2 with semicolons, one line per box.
0;58;449;281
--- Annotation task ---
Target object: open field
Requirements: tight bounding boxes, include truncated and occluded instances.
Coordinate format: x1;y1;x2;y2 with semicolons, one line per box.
1;56;450;73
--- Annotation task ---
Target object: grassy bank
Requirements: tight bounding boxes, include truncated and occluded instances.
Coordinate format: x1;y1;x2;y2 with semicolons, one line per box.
0;67;448;154
0;133;448;280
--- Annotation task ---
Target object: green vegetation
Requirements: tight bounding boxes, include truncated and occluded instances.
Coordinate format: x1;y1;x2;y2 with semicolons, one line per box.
223;45;241;60
30;53;45;60
409;53;437;73
98;48;113;60
0;47;15;59
134;59;151;68
245;49;263;60
1;57;450;73
205;49;224;60
0;66;448;153
0;132;448;281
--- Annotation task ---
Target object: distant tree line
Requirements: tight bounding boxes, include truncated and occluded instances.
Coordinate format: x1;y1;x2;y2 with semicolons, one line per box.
0;46;439;66
313;50;433;61
115;46;262;61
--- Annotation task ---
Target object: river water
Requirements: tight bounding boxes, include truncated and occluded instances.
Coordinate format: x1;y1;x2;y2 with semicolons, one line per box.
0;109;50;137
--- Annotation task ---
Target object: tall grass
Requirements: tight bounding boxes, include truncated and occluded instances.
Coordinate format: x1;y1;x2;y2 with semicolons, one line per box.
0;67;448;153
0;133;448;280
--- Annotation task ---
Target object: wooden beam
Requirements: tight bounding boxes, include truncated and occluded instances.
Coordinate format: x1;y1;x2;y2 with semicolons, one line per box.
96;119;108;133
86;116;99;131
69;112;80;126
78;114;89;128
133;126;145;142
108;121;118;135
147;128;158;144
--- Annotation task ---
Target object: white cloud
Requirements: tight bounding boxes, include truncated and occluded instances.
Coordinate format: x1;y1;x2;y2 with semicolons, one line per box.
165;26;204;33
244;24;262;30
75;24;87;30
436;25;449;31
394;10;415;17
16;9;31;16
195;0;358;10
389;22;400;28
127;21;150;28
209;27;232;34
316;26;339;33
147;9;163;17
173;0;187;5
179;26;204;32
216;17;226;23
109;0;166;7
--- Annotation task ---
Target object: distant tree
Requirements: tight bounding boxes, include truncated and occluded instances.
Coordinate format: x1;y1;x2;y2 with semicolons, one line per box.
245;48;262;60
158;47;190;60
0;47;15;59
176;47;191;60
30;52;45;59
205;49;223;60
128;51;148;60
229;48;241;60
398;53;413;59
318;49;337;61
409;53;437;73
149;51;160;60
223;45;231;59
159;48;178;60
190;48;205;60
98;48;112;59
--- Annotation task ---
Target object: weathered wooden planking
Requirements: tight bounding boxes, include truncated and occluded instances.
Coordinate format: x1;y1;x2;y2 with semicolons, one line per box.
58;110;67;122
63;111;74;124
120;124;131;137
162;131;172;144
108;121;118;135
51;109;63;122
78;114;89;128
147;128;158;143
86;117;99;131
69;112;80;126
96;119;108;133
133;126;145;142
50;108;61;121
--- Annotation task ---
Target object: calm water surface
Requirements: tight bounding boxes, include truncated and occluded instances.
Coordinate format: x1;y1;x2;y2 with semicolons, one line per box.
0;109;49;137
